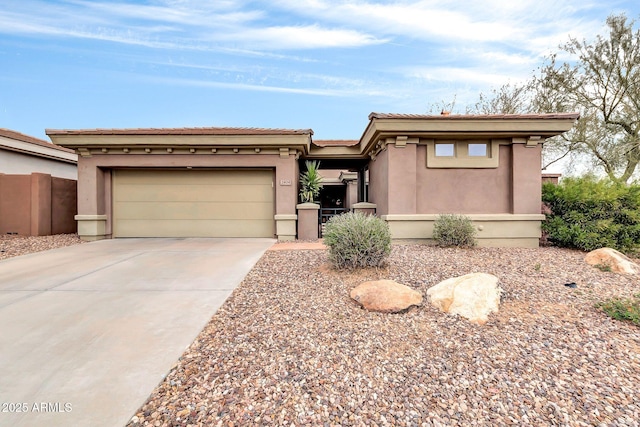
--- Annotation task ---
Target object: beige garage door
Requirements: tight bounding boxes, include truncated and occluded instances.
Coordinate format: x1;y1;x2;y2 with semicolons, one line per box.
113;169;274;238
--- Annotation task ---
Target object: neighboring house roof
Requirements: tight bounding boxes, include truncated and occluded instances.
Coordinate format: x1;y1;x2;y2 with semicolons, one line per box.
313;139;359;147
0;128;77;164
46;127;313;136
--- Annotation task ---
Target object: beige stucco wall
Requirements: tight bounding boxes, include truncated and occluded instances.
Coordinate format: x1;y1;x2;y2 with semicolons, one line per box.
369;142;542;216
368;148;389;215
512;143;543;214
388;142;418;214
0;149;77;180
383;214;545;248
367;139;546;247
296;203;320;240
75;153;298;239
416;145;512;214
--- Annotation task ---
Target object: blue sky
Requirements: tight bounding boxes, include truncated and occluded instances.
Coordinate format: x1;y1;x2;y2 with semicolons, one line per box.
1;0;638;141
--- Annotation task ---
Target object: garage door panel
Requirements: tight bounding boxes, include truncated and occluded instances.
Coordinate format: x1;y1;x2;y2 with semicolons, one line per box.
116;201;275;220
117;170;272;185
113;170;275;238
115;220;274;238
115;184;273;203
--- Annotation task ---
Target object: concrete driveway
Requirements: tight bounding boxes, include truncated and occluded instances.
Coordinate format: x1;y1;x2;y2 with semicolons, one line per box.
0;238;274;427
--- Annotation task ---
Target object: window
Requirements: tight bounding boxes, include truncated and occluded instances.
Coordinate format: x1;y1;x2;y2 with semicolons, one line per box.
435;143;455;157
468;143;487;157
426;139;500;168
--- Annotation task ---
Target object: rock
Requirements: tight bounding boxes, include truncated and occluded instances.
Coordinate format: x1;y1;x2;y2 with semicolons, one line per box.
584;248;640;275
350;280;422;313
426;273;502;325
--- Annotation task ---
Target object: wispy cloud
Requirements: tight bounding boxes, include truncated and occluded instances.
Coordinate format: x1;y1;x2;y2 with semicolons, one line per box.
65;0;263;27
147;75;353;97
0;0;383;51
270;0;604;54
403;66;519;87
216;25;385;49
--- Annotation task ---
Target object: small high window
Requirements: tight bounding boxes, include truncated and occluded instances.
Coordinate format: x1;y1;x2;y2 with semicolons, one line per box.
435;143;455;157
468;143;487;157
426;139;500;168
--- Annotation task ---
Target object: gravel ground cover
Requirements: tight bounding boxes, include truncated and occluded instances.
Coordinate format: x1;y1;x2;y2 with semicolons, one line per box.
129;245;640;426
0;234;84;260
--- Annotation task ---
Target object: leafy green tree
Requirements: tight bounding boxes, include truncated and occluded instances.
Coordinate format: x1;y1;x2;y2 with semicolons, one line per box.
473;14;640;182
535;14;640;182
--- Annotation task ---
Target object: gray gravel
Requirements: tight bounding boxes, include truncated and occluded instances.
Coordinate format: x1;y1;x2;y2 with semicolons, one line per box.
127;245;640;426
0;234;84;260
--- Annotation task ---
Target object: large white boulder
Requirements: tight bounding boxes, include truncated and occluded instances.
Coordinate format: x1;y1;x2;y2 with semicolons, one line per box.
426;273;502;325
584;248;640;275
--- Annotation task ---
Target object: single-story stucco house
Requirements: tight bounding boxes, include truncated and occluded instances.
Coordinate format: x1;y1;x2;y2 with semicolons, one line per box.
0;128;78;236
46;112;578;247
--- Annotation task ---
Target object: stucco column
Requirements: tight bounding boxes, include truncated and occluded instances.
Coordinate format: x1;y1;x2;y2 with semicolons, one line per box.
274;154;298;241
345;180;358;209
387;142;417;214
296;202;320;240
512;142;543;214
30;173;52;236
75;158;108;241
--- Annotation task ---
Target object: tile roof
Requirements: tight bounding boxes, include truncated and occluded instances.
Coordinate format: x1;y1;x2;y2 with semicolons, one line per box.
0;128;77;154
46;127;314;136
369;112;580;120
312;139;359;147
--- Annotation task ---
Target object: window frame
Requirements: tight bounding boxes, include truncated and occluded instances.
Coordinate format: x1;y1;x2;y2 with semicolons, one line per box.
426;139;501;168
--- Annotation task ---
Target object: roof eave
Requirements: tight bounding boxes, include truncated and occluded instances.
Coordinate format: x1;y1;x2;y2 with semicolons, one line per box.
48;132;313;156
306;145;365;159
0;137;78;164
360;114;579;155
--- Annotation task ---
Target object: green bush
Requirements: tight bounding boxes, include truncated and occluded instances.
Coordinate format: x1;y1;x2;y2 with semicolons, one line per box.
596;294;640;326
299;160;322;203
432;214;477;248
542;176;640;253
323;211;391;269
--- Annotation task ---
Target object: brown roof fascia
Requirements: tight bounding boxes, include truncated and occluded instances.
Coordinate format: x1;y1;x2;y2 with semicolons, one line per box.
359;112;580;157
45;127;314;136
367;112;581;121
47;127;315;156
312;139;359;147
0;128;76;154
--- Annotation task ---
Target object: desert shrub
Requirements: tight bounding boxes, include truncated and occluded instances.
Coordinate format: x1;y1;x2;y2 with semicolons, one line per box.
299;160;322;203
542;176;640;253
432;214;477;248
596;294;640;326
323;211;391;269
